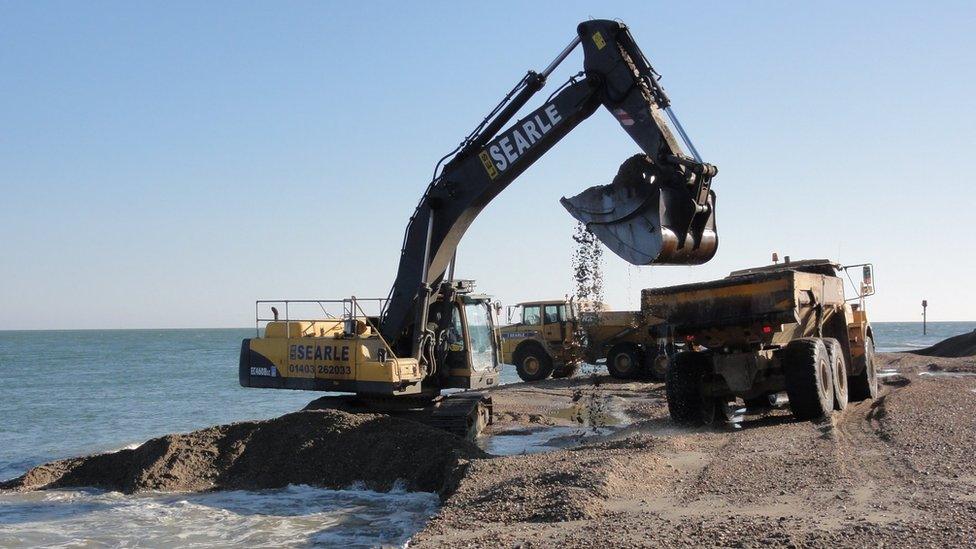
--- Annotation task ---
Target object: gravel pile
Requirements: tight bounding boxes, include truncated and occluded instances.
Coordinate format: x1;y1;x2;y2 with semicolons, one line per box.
412;353;976;547
910;329;976;357
1;409;486;495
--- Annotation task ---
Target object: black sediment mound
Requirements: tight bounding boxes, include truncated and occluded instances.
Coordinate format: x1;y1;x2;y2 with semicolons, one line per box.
0;409;487;495
909;329;976;358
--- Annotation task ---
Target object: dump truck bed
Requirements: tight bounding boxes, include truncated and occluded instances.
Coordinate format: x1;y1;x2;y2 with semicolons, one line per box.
579;310;662;346
641;265;846;348
579;310;641;332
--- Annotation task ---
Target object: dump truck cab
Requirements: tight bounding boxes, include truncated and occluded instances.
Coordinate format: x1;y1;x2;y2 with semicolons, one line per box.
500;299;582;381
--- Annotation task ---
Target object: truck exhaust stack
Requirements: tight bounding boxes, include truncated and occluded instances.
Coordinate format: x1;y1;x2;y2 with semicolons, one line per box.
561;155;717;266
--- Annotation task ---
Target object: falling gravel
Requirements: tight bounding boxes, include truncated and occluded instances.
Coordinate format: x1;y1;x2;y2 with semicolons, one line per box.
571;221;605;308
570;221;611;434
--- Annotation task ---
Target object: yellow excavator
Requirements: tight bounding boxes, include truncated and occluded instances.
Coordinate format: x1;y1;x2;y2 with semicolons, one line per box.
238;19;719;437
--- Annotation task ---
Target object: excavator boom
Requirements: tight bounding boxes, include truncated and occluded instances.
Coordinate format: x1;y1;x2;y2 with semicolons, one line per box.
381;19;718;356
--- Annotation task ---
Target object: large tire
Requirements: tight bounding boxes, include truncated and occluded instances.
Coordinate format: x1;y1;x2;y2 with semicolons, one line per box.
552;361;580;379
666;351;723;426
647;350;670;382
710;398;736;426
514;343;554;382
848;336;878;402
823;338;849;411
783;338;835;420
607;343;642;379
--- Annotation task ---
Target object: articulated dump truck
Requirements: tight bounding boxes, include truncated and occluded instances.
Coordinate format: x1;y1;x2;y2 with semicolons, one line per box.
500;300;669;382
644;259;878;425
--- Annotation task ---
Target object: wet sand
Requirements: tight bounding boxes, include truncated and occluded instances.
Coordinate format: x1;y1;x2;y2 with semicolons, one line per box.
413;353;976;547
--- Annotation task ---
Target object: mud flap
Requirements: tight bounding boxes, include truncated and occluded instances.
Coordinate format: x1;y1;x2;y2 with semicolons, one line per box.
560;156;717;265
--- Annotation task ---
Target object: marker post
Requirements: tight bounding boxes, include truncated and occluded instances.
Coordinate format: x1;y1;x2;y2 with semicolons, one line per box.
922;300;928;335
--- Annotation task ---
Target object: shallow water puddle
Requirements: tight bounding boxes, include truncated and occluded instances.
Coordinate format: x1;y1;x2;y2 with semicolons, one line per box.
478;425;616;456
0;484;437;548
549;401;627;428
918;371;976;378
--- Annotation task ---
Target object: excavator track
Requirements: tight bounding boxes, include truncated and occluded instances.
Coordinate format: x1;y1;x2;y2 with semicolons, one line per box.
304;392;493;440
429;393;493;440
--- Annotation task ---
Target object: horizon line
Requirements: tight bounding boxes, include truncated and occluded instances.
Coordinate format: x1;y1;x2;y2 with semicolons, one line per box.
1;320;975;332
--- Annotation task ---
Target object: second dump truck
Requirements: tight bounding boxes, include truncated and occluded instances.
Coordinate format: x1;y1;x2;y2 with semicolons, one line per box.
645;259;878;425
499;300;670;382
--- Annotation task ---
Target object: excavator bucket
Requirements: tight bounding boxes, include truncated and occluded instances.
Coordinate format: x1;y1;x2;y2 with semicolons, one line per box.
560;156;717;265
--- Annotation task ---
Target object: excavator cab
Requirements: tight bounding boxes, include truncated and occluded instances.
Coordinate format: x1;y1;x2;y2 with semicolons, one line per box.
441;293;501;389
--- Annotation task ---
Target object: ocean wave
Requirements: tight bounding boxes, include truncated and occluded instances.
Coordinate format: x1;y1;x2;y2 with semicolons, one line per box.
0;484;439;548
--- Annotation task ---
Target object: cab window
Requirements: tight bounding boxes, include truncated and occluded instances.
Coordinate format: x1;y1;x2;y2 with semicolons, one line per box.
544;304;560;324
464;301;496;372
447;306;464;350
522;305;541;325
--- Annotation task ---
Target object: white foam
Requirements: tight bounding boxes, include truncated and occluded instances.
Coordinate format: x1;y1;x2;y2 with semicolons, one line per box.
0;484;439;548
108;442;143;453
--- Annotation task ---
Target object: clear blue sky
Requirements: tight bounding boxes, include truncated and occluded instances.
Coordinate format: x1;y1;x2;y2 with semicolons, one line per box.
2;1;973;329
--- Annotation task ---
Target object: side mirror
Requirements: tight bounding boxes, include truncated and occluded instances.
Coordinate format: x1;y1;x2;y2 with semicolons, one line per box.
861;265;874;296
841;262;876;300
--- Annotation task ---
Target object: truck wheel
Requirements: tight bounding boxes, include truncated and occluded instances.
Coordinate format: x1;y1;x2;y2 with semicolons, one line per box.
607;343;642;379
552;361;580;379
823;338;849;411
666;351;714;425
648;351;669;382
702;397;736;426
848;336;878;402
783;338;835;420
514;344;554;382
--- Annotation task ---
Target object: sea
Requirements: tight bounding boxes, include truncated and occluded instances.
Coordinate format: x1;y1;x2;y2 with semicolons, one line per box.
1;322;973;547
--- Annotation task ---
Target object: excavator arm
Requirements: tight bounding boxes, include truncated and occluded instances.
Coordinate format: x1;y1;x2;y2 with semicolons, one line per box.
381;19;718;357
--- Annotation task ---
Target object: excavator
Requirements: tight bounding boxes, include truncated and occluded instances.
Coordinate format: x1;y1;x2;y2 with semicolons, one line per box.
239;19;718;438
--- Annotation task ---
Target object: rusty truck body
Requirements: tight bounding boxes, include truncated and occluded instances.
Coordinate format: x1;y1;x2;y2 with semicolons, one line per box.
643;259;877;424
